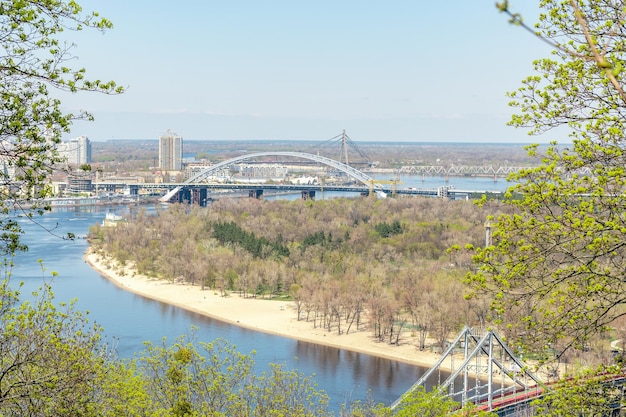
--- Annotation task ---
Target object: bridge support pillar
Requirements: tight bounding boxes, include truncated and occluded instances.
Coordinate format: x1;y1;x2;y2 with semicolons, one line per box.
175;188;191;204
191;188;210;206
249;189;264;199
166;187;212;206
301;190;315;201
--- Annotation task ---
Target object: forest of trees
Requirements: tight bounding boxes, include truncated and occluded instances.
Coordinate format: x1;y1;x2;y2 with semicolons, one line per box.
91;191;623;372
89;196;496;350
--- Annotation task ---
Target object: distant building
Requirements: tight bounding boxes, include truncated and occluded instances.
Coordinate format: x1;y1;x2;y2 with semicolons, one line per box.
58;136;91;166
66;175;93;193
185;162;230;180
159;131;183;171
102;212;125;227
238;163;288;179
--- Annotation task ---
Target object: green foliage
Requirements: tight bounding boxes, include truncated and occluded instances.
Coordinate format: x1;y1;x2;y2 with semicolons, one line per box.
302;230;329;247
391;386;457;417
373;221;403;238
0;276;118;416
338;400;390;416
301;230;338;253
381;387;498;417
0;0;122;253
137;333;330;416
532;365;625;416
466;1;626;355
212;220;290;259
0;219;28;254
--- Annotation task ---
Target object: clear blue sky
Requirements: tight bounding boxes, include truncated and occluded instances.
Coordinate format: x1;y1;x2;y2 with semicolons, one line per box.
60;1;556;143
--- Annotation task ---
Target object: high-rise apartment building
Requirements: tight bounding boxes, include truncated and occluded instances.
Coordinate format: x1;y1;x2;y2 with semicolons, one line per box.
58;135;91;166
159;131;183;171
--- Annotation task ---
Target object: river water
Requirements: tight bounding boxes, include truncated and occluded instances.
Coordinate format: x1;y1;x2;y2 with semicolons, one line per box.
266;174;513;201
9;175;511;411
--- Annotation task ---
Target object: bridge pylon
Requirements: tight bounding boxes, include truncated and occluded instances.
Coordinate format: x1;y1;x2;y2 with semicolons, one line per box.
390;326;542;412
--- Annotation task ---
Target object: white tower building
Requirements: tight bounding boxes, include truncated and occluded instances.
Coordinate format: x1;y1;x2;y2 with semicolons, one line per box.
159;130;183;171
58;136;91;166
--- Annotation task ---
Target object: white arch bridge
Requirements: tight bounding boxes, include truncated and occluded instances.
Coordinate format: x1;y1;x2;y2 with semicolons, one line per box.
159;151;387;203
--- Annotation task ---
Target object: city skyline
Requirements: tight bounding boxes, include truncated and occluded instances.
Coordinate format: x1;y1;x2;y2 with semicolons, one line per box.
60;2;558;144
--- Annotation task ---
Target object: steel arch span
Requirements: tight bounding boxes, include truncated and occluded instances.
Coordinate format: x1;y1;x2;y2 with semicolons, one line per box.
160;151;381;202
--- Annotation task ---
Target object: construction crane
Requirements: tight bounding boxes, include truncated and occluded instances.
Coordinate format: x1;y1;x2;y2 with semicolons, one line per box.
368;178;402;198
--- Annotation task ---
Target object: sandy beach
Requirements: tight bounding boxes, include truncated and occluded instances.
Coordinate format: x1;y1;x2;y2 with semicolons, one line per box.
84;250;443;368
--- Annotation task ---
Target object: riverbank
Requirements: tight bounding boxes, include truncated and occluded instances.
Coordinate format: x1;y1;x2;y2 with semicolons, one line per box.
84;250;444;368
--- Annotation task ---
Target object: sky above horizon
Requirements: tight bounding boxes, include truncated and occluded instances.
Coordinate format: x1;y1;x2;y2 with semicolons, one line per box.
59;1;557;143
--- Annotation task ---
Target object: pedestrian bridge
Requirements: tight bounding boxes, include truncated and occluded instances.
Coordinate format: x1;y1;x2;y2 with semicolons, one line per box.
390;326;543;414
391;326;626;415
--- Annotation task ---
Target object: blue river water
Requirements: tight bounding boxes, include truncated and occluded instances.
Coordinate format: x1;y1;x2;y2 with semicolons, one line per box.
265;174;513;201
386;173;512;192
8;175;511;411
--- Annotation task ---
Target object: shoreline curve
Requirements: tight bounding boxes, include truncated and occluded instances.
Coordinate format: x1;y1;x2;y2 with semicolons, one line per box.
84;250;442;369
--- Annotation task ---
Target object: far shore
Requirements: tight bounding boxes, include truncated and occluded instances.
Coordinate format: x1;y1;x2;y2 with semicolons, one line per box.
84;250;445;369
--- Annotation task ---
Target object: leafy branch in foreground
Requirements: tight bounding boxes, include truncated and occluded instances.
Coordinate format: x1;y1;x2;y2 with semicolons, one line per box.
136;333;330;416
0;278;112;416
466;1;626;357
0;0;123;253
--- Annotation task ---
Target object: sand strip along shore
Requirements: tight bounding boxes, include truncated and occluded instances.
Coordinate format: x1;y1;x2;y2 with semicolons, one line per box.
84;250;444;368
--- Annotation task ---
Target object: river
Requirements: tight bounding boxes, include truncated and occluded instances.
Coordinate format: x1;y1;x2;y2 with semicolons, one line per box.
9;205;423;411
8;175;511;411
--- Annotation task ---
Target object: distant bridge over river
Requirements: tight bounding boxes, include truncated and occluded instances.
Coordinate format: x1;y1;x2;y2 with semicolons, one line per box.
397;165;525;177
147;152;505;205
395;164;594;178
